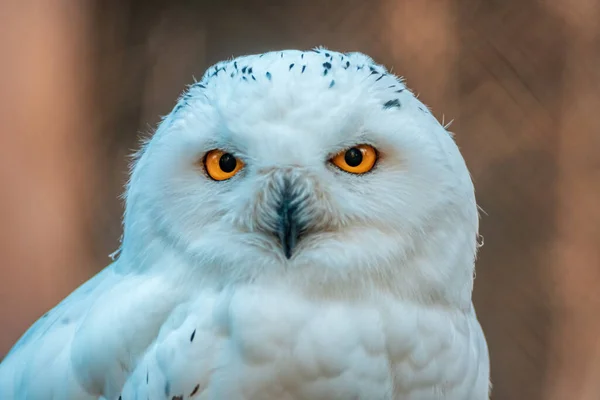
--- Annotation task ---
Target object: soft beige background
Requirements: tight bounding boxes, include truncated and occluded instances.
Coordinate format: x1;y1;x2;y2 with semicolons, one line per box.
1;1;599;399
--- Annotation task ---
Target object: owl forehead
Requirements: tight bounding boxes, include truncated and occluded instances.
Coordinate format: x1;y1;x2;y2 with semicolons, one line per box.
202;48;389;86
177;48;409;119
172;49;415;150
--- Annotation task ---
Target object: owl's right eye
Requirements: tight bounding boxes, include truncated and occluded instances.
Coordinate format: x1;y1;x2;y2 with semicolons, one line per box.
203;149;244;181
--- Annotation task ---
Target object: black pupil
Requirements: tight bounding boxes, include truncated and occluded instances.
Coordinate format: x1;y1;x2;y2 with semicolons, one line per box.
344;147;363;167
219;153;237;173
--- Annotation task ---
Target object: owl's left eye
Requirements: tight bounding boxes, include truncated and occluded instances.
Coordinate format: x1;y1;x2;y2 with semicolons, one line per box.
203;149;244;181
330;144;378;174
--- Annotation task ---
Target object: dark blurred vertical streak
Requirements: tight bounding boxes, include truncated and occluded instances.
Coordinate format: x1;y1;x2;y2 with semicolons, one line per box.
0;1;96;357
89;1;157;257
90;2;210;259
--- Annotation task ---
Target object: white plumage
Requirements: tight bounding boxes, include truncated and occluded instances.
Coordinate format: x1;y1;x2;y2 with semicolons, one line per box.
0;48;490;399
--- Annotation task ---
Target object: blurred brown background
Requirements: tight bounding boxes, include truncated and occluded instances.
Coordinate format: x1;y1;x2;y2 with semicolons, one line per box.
1;1;599;399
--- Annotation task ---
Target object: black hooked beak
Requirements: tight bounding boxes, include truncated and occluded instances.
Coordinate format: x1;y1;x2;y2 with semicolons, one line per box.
276;181;301;259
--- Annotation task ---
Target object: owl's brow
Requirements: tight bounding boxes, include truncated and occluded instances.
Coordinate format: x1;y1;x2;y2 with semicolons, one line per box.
326;132;378;158
198;137;247;159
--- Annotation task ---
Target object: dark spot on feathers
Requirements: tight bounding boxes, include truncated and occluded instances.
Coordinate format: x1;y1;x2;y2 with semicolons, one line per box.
396;89;405;93
329;80;335;88
248;67;253;74
197;84;206;89
234;61;238;70
242;76;247;81
301;53;304;59
172;396;183;400
190;384;200;397
251;75;256;81
165;381;170;396
369;65;377;72
383;99;401;109
259;54;264;58
357;65;363;70
418;106;426;112
280;52;283;57
42;312;49;319
266;71;271;80
119;397;122;400
211;66;224;77
388;85;395;88
146;370;149;384
340;55;344;60
230;72;234;78
323;69;328;76
370;71;378;76
190;329;196;342
375;74;386;82
345;61;350;69
301;65;306;73
241;66;247;73
312;49;320;53
322;62;332;69
289;63;294;70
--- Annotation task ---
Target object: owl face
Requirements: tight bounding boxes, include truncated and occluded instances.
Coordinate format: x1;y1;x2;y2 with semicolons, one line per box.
123;49;479;306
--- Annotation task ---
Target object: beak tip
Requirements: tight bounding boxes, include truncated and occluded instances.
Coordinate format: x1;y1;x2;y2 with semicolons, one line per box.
275;180;301;260
278;231;294;260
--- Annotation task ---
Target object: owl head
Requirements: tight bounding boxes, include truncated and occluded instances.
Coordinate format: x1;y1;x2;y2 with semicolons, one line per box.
120;48;479;308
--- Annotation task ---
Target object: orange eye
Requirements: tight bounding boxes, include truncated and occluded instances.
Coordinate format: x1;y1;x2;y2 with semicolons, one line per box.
203;149;244;181
330;144;377;174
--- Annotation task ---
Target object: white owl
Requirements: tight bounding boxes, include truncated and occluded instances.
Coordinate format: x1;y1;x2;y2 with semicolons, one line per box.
0;48;490;399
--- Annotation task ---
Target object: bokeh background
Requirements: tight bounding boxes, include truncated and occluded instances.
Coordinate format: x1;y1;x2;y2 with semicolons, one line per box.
1;1;599;398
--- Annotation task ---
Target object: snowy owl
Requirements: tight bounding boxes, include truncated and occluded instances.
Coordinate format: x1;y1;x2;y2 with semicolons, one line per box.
0;48;490;399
